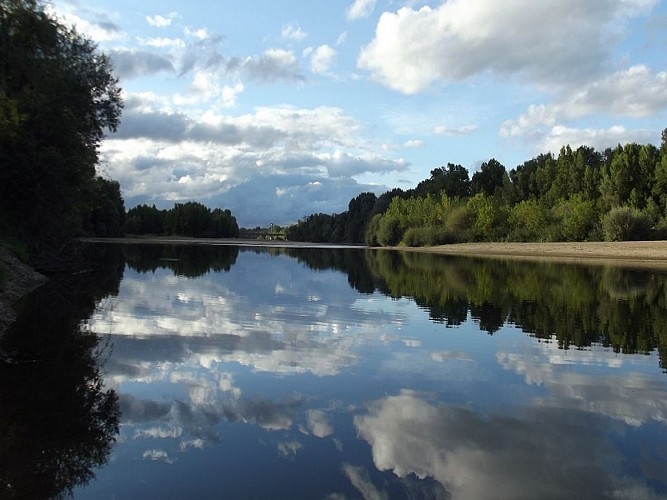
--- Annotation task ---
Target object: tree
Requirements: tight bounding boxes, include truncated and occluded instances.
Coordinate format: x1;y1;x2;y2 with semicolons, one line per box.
0;0;122;251
345;192;376;243
471;159;506;197
83;177;125;237
415;163;470;199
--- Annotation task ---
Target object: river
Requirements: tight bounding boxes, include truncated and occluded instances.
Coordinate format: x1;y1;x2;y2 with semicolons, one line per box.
1;243;666;499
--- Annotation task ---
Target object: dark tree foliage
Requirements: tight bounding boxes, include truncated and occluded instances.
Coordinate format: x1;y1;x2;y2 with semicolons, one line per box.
345;192;377;243
82;177;125;237
415;163;471;199
471;158;507;196
124;201;239;238
285;213;340;242
0;0;123;253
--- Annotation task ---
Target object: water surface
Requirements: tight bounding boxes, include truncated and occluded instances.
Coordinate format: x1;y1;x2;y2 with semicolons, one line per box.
3;244;667;499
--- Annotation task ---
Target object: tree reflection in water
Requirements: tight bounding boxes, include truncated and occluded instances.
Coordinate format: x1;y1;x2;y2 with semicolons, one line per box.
363;250;667;371
0;245;123;498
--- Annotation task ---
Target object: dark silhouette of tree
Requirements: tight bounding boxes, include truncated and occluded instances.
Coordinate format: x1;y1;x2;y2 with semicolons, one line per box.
471;158;507;196
345;192;377;243
415;163;471;199
0;0;123;254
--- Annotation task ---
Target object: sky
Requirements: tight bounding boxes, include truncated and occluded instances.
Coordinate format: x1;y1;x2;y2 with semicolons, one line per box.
47;0;667;227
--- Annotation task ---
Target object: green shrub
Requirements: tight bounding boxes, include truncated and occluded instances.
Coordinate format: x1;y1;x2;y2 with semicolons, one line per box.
377;216;403;246
364;214;382;246
445;205;470;242
552;195;599;241
403;226;454;247
601;206;652;241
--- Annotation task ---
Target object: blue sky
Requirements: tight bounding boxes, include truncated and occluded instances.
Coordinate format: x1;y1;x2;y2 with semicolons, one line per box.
49;0;667;227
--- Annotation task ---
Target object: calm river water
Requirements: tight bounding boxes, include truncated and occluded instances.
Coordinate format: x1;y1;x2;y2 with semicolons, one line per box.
2;243;667;499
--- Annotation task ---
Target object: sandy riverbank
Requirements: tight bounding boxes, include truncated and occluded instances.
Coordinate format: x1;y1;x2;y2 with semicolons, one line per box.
399;240;667;269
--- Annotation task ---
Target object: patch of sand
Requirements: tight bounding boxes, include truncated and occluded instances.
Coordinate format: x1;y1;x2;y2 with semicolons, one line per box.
401;241;667;268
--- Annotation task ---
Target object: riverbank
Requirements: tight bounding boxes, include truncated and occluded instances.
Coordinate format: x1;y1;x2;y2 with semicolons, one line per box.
83;236;667;267
401;240;667;269
0;248;47;336
2;238;667;335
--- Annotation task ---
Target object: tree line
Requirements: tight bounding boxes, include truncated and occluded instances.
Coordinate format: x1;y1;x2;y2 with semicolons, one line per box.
124;202;239;238
287;136;667;246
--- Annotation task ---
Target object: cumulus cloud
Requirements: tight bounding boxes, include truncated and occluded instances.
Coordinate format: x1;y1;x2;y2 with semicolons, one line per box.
497;344;667;426
539;125;658;155
46;4;125;42
347;0;377;21
282;22;307;41
310;45;336;75
146;12;178;28
342;464;388;500
499;64;667;153
104;101;406;224
355;390;660;499
305;409;334;437
559;65;667;118
358;0;656;94
403;139;423;148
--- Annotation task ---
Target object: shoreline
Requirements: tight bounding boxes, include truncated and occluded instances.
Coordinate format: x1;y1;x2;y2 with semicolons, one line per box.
81;237;667;269
398;240;667;269
3;238;667;335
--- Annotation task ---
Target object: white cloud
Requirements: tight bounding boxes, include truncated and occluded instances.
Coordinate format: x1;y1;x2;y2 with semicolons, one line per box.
358;0;657;94
355;390;659;499
497;343;667;426
282;22;307;41
138;37;186;49
146;13;178;28
560;65;667;118
347;0;377;21
305;409;334;437
46;4;125;42
540;125;657;156
221;83;245;108
184;26;210;40
310;45;336;75
433;124;477;136
102;99;407;224
403;139;424;148
499;64;667;152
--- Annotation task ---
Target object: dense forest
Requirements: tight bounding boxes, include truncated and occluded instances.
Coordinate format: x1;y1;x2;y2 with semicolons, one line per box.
287;136;667;246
